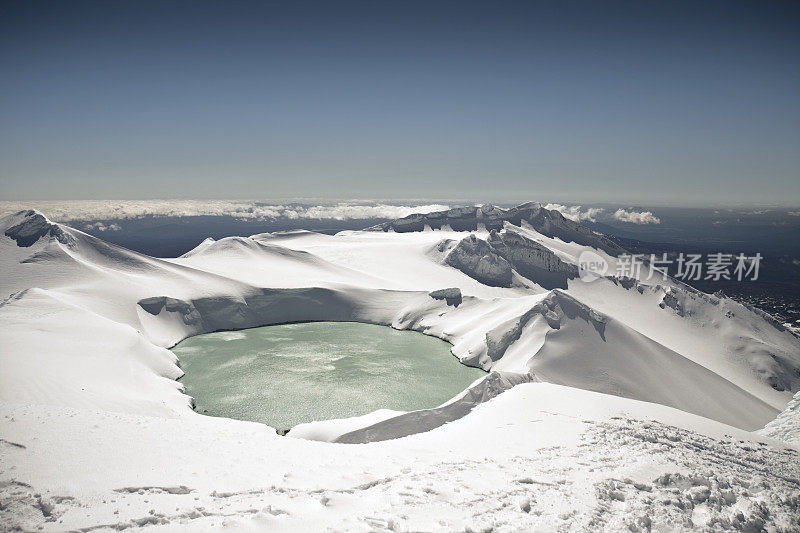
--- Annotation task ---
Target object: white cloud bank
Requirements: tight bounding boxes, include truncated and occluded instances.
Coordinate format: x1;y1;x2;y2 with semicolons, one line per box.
543;204;604;223
0;200;450;223
83;222;122;232
612;208;661;225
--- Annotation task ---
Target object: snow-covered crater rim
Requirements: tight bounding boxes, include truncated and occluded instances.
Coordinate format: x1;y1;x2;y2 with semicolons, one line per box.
139;287;529;444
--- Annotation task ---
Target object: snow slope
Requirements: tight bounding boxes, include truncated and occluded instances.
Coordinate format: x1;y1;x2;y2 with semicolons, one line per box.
1;205;799;532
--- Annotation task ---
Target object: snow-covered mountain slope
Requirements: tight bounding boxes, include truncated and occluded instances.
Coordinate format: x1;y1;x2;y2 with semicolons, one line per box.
0;210;263;329
176;235;392;288
566;278;800;411
522;292;776;429
2;206;799;532
264;209;800;417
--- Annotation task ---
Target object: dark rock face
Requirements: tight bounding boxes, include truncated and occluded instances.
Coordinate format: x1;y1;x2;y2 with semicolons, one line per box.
659;288;685;317
4;210;73;248
429;287;462;307
137;287;358;338
138;296;202;325
369;203;514;233
368;202;624;256
444;234;514;287
444;230;579;289
486;229;578;290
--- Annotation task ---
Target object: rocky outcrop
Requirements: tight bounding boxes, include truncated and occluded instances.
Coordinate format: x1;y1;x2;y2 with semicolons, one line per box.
487;228;578;289
138;296;203;325
444;234;514;287
444;229;579;289
429;287;462;307
659;287;685;316
137;287;359;343
368;202;624;256
3;210;75;248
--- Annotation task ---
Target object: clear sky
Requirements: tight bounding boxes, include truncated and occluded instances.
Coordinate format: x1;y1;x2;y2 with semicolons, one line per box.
1;0;798;205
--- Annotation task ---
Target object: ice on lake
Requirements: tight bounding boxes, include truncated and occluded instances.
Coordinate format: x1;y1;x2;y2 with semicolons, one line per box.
173;321;485;428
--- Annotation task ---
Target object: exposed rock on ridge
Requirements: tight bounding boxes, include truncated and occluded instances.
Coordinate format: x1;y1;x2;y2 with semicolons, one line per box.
368;202;623;255
3;210;75;248
444;229;579;289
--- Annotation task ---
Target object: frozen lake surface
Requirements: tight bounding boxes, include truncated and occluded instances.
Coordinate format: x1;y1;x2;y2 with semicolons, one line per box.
173;321;485;428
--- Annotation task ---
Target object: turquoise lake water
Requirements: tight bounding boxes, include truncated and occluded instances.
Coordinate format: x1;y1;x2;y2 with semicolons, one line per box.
172;321;484;429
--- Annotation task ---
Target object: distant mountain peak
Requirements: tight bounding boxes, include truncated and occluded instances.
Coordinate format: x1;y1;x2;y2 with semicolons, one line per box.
367;201;623;255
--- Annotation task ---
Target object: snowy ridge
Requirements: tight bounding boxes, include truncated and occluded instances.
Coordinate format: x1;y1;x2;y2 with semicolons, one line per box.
524;291;778;429
440;228;579;290
2;210;74;248
1;206;799;531
332;371;533;443
368;202;624;255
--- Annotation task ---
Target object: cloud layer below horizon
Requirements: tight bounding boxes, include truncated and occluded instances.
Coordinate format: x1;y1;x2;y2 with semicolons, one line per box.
0;200;451;225
1;200;669;230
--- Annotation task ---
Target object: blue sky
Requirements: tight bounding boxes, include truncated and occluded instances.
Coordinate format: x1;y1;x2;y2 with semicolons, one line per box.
1;0;799;205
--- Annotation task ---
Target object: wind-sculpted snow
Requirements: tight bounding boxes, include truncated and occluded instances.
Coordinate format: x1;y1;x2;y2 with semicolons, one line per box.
2;206;800;531
759;391;800;444
180;235;313;262
479;292;586;366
